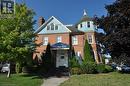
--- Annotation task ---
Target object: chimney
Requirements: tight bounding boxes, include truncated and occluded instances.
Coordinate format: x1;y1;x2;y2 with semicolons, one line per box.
38;17;45;27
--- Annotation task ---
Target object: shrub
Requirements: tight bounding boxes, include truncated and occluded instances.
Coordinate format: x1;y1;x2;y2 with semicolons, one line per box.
69;56;80;68
80;62;97;74
105;65;113;72
70;67;82;75
96;64;107;73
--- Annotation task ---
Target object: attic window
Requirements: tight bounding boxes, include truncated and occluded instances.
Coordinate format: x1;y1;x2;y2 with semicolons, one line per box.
51;23;54;30
47;26;50;30
55;25;58;30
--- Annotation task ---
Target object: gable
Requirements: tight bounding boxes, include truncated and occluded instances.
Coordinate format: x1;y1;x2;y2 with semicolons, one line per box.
35;16;71;34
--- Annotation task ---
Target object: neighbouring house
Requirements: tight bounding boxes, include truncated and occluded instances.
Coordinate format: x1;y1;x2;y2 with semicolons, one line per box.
33;10;102;69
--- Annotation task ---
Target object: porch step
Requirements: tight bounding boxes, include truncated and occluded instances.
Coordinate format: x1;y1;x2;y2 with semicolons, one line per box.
55;67;70;77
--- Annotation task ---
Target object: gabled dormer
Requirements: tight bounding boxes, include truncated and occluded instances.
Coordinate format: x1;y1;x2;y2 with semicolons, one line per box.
35;16;71;34
76;10;97;32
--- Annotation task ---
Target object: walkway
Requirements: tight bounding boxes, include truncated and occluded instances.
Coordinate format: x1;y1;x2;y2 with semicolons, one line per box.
41;77;69;86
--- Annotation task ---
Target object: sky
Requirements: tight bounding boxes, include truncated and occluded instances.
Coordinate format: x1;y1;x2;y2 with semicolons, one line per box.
16;0;115;29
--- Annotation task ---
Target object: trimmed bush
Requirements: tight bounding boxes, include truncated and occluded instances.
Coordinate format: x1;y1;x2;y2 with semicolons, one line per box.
105;65;113;72
96;64;107;73
70;67;82;75
96;64;113;73
80;62;97;74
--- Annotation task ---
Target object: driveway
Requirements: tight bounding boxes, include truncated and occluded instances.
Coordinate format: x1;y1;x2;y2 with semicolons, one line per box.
41;77;69;86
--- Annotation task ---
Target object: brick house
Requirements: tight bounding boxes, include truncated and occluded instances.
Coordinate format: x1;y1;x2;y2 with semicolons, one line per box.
33;10;102;68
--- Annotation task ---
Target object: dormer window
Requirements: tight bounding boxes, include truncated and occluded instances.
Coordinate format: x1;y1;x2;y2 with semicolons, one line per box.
51;23;54;30
55;25;58;30
47;26;50;30
87;22;90;28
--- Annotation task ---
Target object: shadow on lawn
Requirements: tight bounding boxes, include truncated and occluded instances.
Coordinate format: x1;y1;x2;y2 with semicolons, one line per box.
20;73;44;79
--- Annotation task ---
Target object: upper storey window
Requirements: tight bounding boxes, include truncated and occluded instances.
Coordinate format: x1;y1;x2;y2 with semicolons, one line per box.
72;36;78;45
87;34;93;44
55;25;58;30
80;24;82;28
87;22;90;28
51;23;54;30
43;37;48;45
56;36;62;43
47;26;50;30
47;23;59;30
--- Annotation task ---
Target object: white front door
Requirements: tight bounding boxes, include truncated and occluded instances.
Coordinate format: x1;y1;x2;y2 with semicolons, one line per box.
56;50;68;68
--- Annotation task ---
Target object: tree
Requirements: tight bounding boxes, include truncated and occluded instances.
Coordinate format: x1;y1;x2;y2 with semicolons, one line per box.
95;0;130;64
41;43;54;72
0;3;36;73
84;40;94;63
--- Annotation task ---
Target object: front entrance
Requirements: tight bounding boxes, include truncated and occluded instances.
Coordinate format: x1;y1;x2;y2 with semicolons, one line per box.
56;50;68;68
51;42;70;68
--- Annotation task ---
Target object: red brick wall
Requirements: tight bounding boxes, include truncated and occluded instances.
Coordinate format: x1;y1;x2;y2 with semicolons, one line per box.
33;33;70;59
71;34;84;58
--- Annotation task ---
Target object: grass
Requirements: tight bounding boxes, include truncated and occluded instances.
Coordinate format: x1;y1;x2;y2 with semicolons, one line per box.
0;73;43;86
60;72;130;86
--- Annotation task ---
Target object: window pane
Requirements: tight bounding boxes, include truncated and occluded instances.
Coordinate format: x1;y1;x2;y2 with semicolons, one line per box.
72;36;78;45
55;25;58;30
51;23;54;30
80;24;82;28
87;22;90;28
88;34;92;43
47;26;50;30
57;36;62;43
43;37;48;45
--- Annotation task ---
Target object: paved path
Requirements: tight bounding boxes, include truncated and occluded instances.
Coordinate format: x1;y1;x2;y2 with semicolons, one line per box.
41;77;69;86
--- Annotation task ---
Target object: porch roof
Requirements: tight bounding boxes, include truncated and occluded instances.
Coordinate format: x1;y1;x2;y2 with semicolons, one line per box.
51;42;70;50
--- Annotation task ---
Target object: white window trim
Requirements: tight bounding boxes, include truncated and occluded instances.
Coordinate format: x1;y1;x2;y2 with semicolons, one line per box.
87;34;93;44
56;36;62;43
72;36;78;45
43;37;48;45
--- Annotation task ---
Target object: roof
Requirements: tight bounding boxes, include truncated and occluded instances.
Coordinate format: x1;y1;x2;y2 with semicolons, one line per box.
67;26;84;34
76;15;93;25
51;42;70;50
34;16;71;34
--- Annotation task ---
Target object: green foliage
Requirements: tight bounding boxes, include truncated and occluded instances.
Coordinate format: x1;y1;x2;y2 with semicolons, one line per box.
105;65;113;72
41;43;54;72
96;64;107;73
0;3;36;72
84;40;94;63
70;67;82;75
95;0;130;64
80;62;97;74
69;56;80;68
96;64;113;73
15;62;22;74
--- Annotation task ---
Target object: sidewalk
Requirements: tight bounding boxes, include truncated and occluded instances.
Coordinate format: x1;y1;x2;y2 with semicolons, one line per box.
41;77;69;86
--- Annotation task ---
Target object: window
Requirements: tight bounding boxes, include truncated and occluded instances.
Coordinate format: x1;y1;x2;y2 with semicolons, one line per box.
87;22;90;28
80;24;82;28
43;37;48;45
87;34;93;44
72;36;78;45
55;25;58;30
47;26;50;30
56;36;62;43
61;55;65;59
77;51;81;57
51;23;54;30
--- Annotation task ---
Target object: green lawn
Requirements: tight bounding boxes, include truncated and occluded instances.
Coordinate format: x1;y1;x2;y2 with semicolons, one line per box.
0;73;43;86
60;72;130;86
